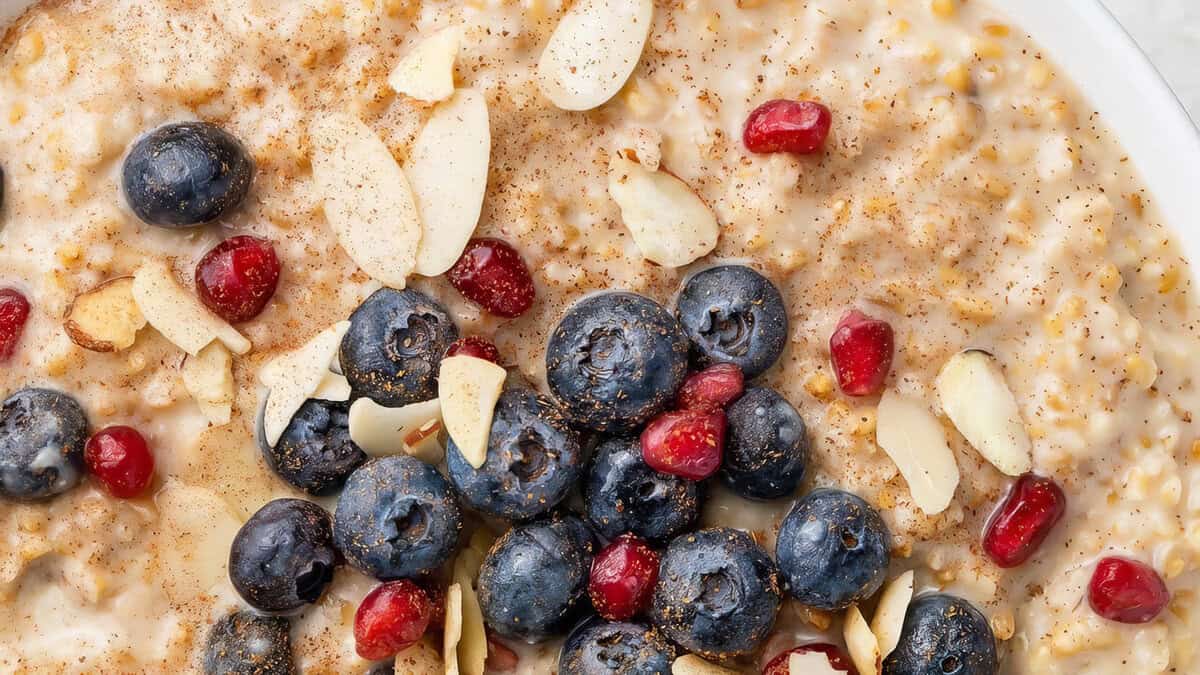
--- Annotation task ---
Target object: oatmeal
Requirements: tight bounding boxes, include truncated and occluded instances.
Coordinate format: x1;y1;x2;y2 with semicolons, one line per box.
0;0;1197;672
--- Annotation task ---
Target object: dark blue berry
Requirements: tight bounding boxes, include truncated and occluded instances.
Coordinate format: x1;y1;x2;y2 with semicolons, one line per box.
261;399;366;496
203;611;294;675
446;388;583;521
558;618;675;675
584;436;701;544
883;594;998;675
229;498;337;612
333;456;463;580
675;265;788;378
546;292;688;433
649;527;781;659
720;387;808;500
478;515;596;643
776;488;890;610
0;388;88;500
339;288;459;407
122;122;253;228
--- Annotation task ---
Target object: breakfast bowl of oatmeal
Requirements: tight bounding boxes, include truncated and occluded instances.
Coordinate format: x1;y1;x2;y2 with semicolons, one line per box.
1;0;1198;673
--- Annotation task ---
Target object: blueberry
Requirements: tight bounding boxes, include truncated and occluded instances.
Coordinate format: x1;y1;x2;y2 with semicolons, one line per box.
122;122;253;228
261;399;366;496
546;292;688;433
883;594;998;675
720;387;808;500
478;515;596;642
333;456;462;580
0;388;88;500
776;488;890;610
584;436;701;543
558;618;675;675
675;265;788;378
340;288;459;407
203;611;294;675
649;527;781;659
229;498;337;612
446;389;583;521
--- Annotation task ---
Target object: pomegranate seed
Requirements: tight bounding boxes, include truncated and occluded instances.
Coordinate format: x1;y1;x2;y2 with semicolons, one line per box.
445;336;501;364
1088;557;1170;624
354;580;433;660
487;634;520;672
588;534;661;621
982;473;1067;568
829;309;894;397
0;289;30;361
744;100;833;155
84;426;155;498
195;236;281;323
676;363;745;412
762;643;858;675
447;238;535;318
641;408;726;481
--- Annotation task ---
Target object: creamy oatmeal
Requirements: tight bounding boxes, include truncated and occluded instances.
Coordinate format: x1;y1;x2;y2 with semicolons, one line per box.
0;0;1198;673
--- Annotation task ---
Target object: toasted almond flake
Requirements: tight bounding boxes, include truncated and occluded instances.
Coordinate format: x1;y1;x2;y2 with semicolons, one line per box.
788;651;843;674
536;0;654;110
310;114;421;289
407;89;491;276
132;261;250;356
64;277;146;352
608;155;719;267
404;418;446;464
844;604;882;675
348;397;443;458
444;583;463;675
671;654;739;675
438;355;506;468
870;570;915;659
180;342;234;426
311;372;351;402
935;350;1033;476
876;390;960;515
260;321;351;446
388;26;461;102
452;555;487;675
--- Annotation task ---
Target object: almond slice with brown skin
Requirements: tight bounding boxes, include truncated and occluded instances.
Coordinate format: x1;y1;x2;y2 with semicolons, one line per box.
875;390;960;515
608;155;719;268
537;0;654;110
388;26;462;103
348;397;443;458
65;277;146;352
935;350;1032;476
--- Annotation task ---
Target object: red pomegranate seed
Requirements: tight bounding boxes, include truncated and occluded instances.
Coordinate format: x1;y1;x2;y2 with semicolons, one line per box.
676;363;745;412
589;534;661;621
744;99;833;155
487;634;520;672
195;236;281;323
445;336;502;364
641;408;726;481
84;426;155;498
447;238;535;319
1088;557;1170;624
763;644;858;675
0;288;30;361
982;473;1067;568
829;309;894;397
354;580;433;660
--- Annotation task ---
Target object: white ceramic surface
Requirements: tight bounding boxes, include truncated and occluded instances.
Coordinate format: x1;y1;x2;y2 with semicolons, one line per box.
2;0;1199;263
1104;0;1200;118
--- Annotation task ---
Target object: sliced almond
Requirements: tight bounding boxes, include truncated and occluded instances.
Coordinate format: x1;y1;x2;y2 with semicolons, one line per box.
388;26;462;103
395;636;444;674
844;604;882;675
444;583;463;675
437;355;506;469
788;651;843;675
870;570;914;659
407;89;491;276
181;342;234;426
875;390;960;515
260;321;351;447
348;397;443;457
64;277;146;352
132;261;250;356
608;155;719;267
452;555;487;675
671;654;739;675
935;350;1032;476
310;114;421;289
536;0;654;110
404;418;446;464
312;372;351;402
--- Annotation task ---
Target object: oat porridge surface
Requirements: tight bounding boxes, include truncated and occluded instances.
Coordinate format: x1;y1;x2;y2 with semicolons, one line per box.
0;0;1198;672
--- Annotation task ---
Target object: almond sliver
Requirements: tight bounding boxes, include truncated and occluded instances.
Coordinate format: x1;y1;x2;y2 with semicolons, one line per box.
875;390;960;515
536;0;654;111
260;321;351;446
